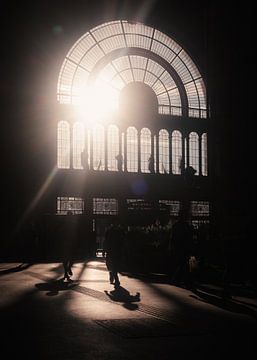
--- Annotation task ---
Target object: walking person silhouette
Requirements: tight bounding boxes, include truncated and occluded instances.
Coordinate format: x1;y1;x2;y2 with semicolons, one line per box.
103;220;125;288
169;210;194;289
60;210;77;281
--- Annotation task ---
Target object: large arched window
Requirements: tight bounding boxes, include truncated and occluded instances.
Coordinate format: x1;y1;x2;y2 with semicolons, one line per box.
189;132;199;175
93;125;105;171
201;133;208;176
127;127;138;172
107;125;119;171
73;121;85;169
57;121;70;169
56;20;209;178
57;20;207;118
172;130;182;174
140;128;151;173
159;129;169;174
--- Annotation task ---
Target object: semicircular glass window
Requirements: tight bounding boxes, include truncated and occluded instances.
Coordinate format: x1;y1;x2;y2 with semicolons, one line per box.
57;20;206;118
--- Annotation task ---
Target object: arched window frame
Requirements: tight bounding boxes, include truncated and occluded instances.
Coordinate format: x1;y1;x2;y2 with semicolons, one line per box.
57;20;207;118
140;128;151;173
189;132;199;175
201;133;208;176
107;125;119;171
57;120;70;169
159;129;169;174
73;121;85;169
172;130;182;174
127;127;138;172
93;125;105;171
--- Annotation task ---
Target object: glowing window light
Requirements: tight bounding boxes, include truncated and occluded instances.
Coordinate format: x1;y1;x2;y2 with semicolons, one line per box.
127;127;138;172
99;55;179;115
159;129;169;174
140;128;151;173
191;201;210;217
57;20;207;118
93;198;118;215
76;81;119;123
107;125;119;171
201;133;208;176
172;130;182;174
57;121;70;168
73;121;85;169
57;196;84;214
189;132;199;175
93;125;105;171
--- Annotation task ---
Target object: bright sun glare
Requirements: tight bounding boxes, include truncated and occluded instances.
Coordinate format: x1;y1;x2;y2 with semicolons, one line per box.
77;81;119;123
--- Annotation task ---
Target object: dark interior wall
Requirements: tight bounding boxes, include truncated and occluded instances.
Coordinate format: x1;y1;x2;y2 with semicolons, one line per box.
207;3;255;219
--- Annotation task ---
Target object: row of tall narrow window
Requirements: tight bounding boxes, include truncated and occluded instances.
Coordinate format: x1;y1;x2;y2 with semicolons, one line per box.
57;121;208;176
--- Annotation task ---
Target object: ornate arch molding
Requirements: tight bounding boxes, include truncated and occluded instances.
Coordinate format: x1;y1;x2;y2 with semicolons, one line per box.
57;20;207;118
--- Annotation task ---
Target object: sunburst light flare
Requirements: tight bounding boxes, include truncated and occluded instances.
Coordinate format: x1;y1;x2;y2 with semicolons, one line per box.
76;81;119;123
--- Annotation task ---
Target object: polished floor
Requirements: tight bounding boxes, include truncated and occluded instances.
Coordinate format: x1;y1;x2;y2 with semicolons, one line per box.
0;260;256;359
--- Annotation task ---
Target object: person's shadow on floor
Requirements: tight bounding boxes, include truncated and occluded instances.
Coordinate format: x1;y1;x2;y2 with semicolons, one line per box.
35;279;79;296
104;286;140;310
0;263;32;276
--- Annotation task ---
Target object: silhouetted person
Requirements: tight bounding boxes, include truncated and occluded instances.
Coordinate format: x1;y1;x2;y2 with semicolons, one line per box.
169;212;194;289
60;211;77;281
103;221;125;288
115;153;123;171
148;154;154;173
183;166;197;188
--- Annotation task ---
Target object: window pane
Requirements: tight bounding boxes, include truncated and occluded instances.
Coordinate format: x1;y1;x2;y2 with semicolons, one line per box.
93;125;105;171
73;122;85;169
93;198;118;215
201;133;208;176
127;127;138;172
189;132;199;175
57;121;70;169
57;196;84;214
159;129;169;173
159;200;180;216
140;128;151;173
191;201;210;217
107;125;119;171
172;130;182;174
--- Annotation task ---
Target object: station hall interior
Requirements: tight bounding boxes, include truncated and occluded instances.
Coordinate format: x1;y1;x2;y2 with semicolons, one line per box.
0;1;256;274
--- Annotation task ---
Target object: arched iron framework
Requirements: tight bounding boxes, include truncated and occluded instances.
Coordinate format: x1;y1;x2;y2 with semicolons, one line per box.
57;20;207;118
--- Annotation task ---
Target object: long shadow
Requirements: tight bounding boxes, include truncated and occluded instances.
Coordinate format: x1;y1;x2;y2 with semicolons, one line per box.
1;260;256;359
198;282;257;300
35;278;80;296
122;271;169;284
47;258;91;283
0;262;33;276
129;269;257;342
104;286;140;310
123;270;257;317
0;269;116;359
189;288;257;319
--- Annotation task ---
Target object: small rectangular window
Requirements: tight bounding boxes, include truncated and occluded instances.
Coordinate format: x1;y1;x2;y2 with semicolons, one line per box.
93;198;118;215
57;196;84;214
191;201;209;217
159;200;180;216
